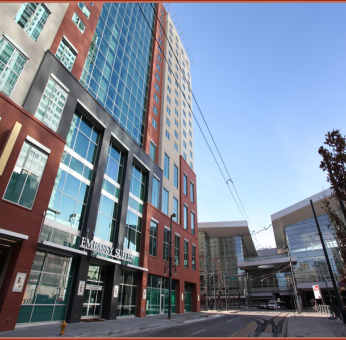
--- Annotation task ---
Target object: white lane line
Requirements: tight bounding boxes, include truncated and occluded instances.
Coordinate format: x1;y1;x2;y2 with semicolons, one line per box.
227;319;234;323
190;329;206;335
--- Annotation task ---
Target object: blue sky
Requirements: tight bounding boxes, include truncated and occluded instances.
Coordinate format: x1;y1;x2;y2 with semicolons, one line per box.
167;3;346;249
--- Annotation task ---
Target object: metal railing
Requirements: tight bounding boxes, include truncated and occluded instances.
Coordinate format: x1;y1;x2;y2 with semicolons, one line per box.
317;304;343;320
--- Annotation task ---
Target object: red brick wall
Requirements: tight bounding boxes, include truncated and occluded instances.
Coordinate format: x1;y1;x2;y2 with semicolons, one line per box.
143;3;166;163
0;93;65;331
50;3;103;81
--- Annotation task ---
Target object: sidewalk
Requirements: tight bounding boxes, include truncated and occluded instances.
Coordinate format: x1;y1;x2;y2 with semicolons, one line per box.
0;312;221;338
286;312;346;337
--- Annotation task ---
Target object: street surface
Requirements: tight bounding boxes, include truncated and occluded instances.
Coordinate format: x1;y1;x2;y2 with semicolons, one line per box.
123;311;288;337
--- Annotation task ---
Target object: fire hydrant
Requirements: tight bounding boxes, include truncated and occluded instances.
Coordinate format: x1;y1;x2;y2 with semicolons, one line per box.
60;320;67;336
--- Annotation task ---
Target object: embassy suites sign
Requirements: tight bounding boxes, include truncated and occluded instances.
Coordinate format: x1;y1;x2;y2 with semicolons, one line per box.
80;237;133;262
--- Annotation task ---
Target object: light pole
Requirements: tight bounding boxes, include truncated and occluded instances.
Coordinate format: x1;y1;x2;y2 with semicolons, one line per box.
283;245;301;313
168;213;176;320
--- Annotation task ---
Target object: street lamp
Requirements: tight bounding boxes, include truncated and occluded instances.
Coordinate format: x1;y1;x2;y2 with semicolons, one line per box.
167;213;176;320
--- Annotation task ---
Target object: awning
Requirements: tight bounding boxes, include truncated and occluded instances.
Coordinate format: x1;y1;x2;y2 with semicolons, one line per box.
37;240;87;257
0;228;28;242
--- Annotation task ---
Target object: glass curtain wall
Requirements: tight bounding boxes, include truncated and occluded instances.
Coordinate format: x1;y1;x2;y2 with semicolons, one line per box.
80;3;156;147
117;270;138;316
17;251;74;323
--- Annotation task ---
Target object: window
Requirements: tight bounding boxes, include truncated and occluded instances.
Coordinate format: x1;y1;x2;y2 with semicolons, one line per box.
154;93;159;104
152;177;159;208
191;212;195;235
149;142;156;162
167;95;171;104
174;142;178;152
189;130;192;137
157;53;161;62
183;152;187;161
190;182;195;203
155;83;160;92
182;84;185;91
189;140;192;147
168;59;172;67
124;210;142;252
183;130;186;138
175;72;178;79
175;99;178;106
153;105;158;116
184;241;188;268
192;244;196;270
163;228;170;261
78;3;90;18
169;50;172;58
174;119;178;128
189;121;192;127
152;118;157;129
174;130;178;139
183;101;186;108
156;72;160;81
183;174;188;195
183;141;186;149
166;118;170;127
175;235;180;265
175;109;178;117
173;197;178;222
182;61;185;68
165;130;170;140
189;112;192;118
55;39;77;71
4;140;48;209
163;188;169;215
157;62;161;72
190;151;193;158
184;205;188;230
174;165;178;189
167;85;171;94
72;12;85;33
149;220;157;257
35;77;68;132
168;75;171;84
175;80;178;87
183;120;186;127
0;37;28;97
175;64;178;72
190;162;193;170
164;153;169;179
158;37;162;45
166;106;171;116
14;3;50;42
168;67;172;75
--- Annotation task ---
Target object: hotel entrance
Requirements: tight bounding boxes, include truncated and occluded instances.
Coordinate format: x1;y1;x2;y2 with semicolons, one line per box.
82;265;105;319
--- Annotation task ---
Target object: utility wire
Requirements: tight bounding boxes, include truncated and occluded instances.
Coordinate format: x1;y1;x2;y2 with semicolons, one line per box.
137;4;249;225
148;4;258;237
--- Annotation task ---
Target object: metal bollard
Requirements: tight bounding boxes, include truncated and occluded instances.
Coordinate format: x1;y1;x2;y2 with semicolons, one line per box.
60;320;67;336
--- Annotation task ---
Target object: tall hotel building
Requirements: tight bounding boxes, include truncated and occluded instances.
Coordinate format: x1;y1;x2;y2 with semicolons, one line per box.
0;3;200;330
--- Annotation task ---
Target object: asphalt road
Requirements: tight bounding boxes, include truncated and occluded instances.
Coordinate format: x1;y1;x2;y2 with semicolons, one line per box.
122;314;255;337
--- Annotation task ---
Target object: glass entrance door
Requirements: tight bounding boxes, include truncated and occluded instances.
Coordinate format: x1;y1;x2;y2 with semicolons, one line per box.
160;294;165;314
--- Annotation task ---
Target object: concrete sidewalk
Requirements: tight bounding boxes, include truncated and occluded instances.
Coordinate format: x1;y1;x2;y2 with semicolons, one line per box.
286;312;346;337
0;312;221;338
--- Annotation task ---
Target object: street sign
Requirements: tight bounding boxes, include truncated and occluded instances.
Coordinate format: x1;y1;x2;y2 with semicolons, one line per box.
312;285;322;299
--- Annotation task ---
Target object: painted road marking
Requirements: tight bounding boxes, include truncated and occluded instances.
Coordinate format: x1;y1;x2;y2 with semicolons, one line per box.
227;319;234;323
190;329;206;335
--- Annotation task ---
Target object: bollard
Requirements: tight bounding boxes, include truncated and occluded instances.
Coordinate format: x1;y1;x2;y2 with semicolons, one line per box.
60;320;67;336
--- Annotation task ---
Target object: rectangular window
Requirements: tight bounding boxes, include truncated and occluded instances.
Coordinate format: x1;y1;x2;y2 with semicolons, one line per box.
56;38;77;71
78;3;90;18
184;241;188;268
174;130;178;139
173;197;178;223
183;141;186;149
157;53;161;62
154;93;159;104
152;118;157;129
189;130;192;137
163;188;169;215
189;140;192;147
167;85;171;94
183;101;186;108
183;130;186;138
149;142;156;162
156;72;160;81
174;165;178;189
14;3;50;42
167;95;171;104
183;110;186;117
184;205;188;230
163;228;170;261
153;105;158;115
190;150;193;158
190;162;193;170
175;99;178;106
175;89;178;97
175;235;180;265
192;245;196;271
183;120;186;127
157;62;161;72
35;77;68;132
149;220;157;257
175;119;178;128
72;12;85;33
165;130;170;140
175;109;178;117
190;182;194;203
183;174;188;196
174;142;178;152
152;177;159;208
191;211;195;235
0;37;28;97
164;153;169;179
183;152;187;161
155;83;160;92
175;64;178;71
166;106;171;115
166;118;170;127
168;75;171;84
4;140;48;209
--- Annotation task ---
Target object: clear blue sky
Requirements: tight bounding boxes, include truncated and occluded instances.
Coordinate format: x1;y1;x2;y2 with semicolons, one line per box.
168;2;346;249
